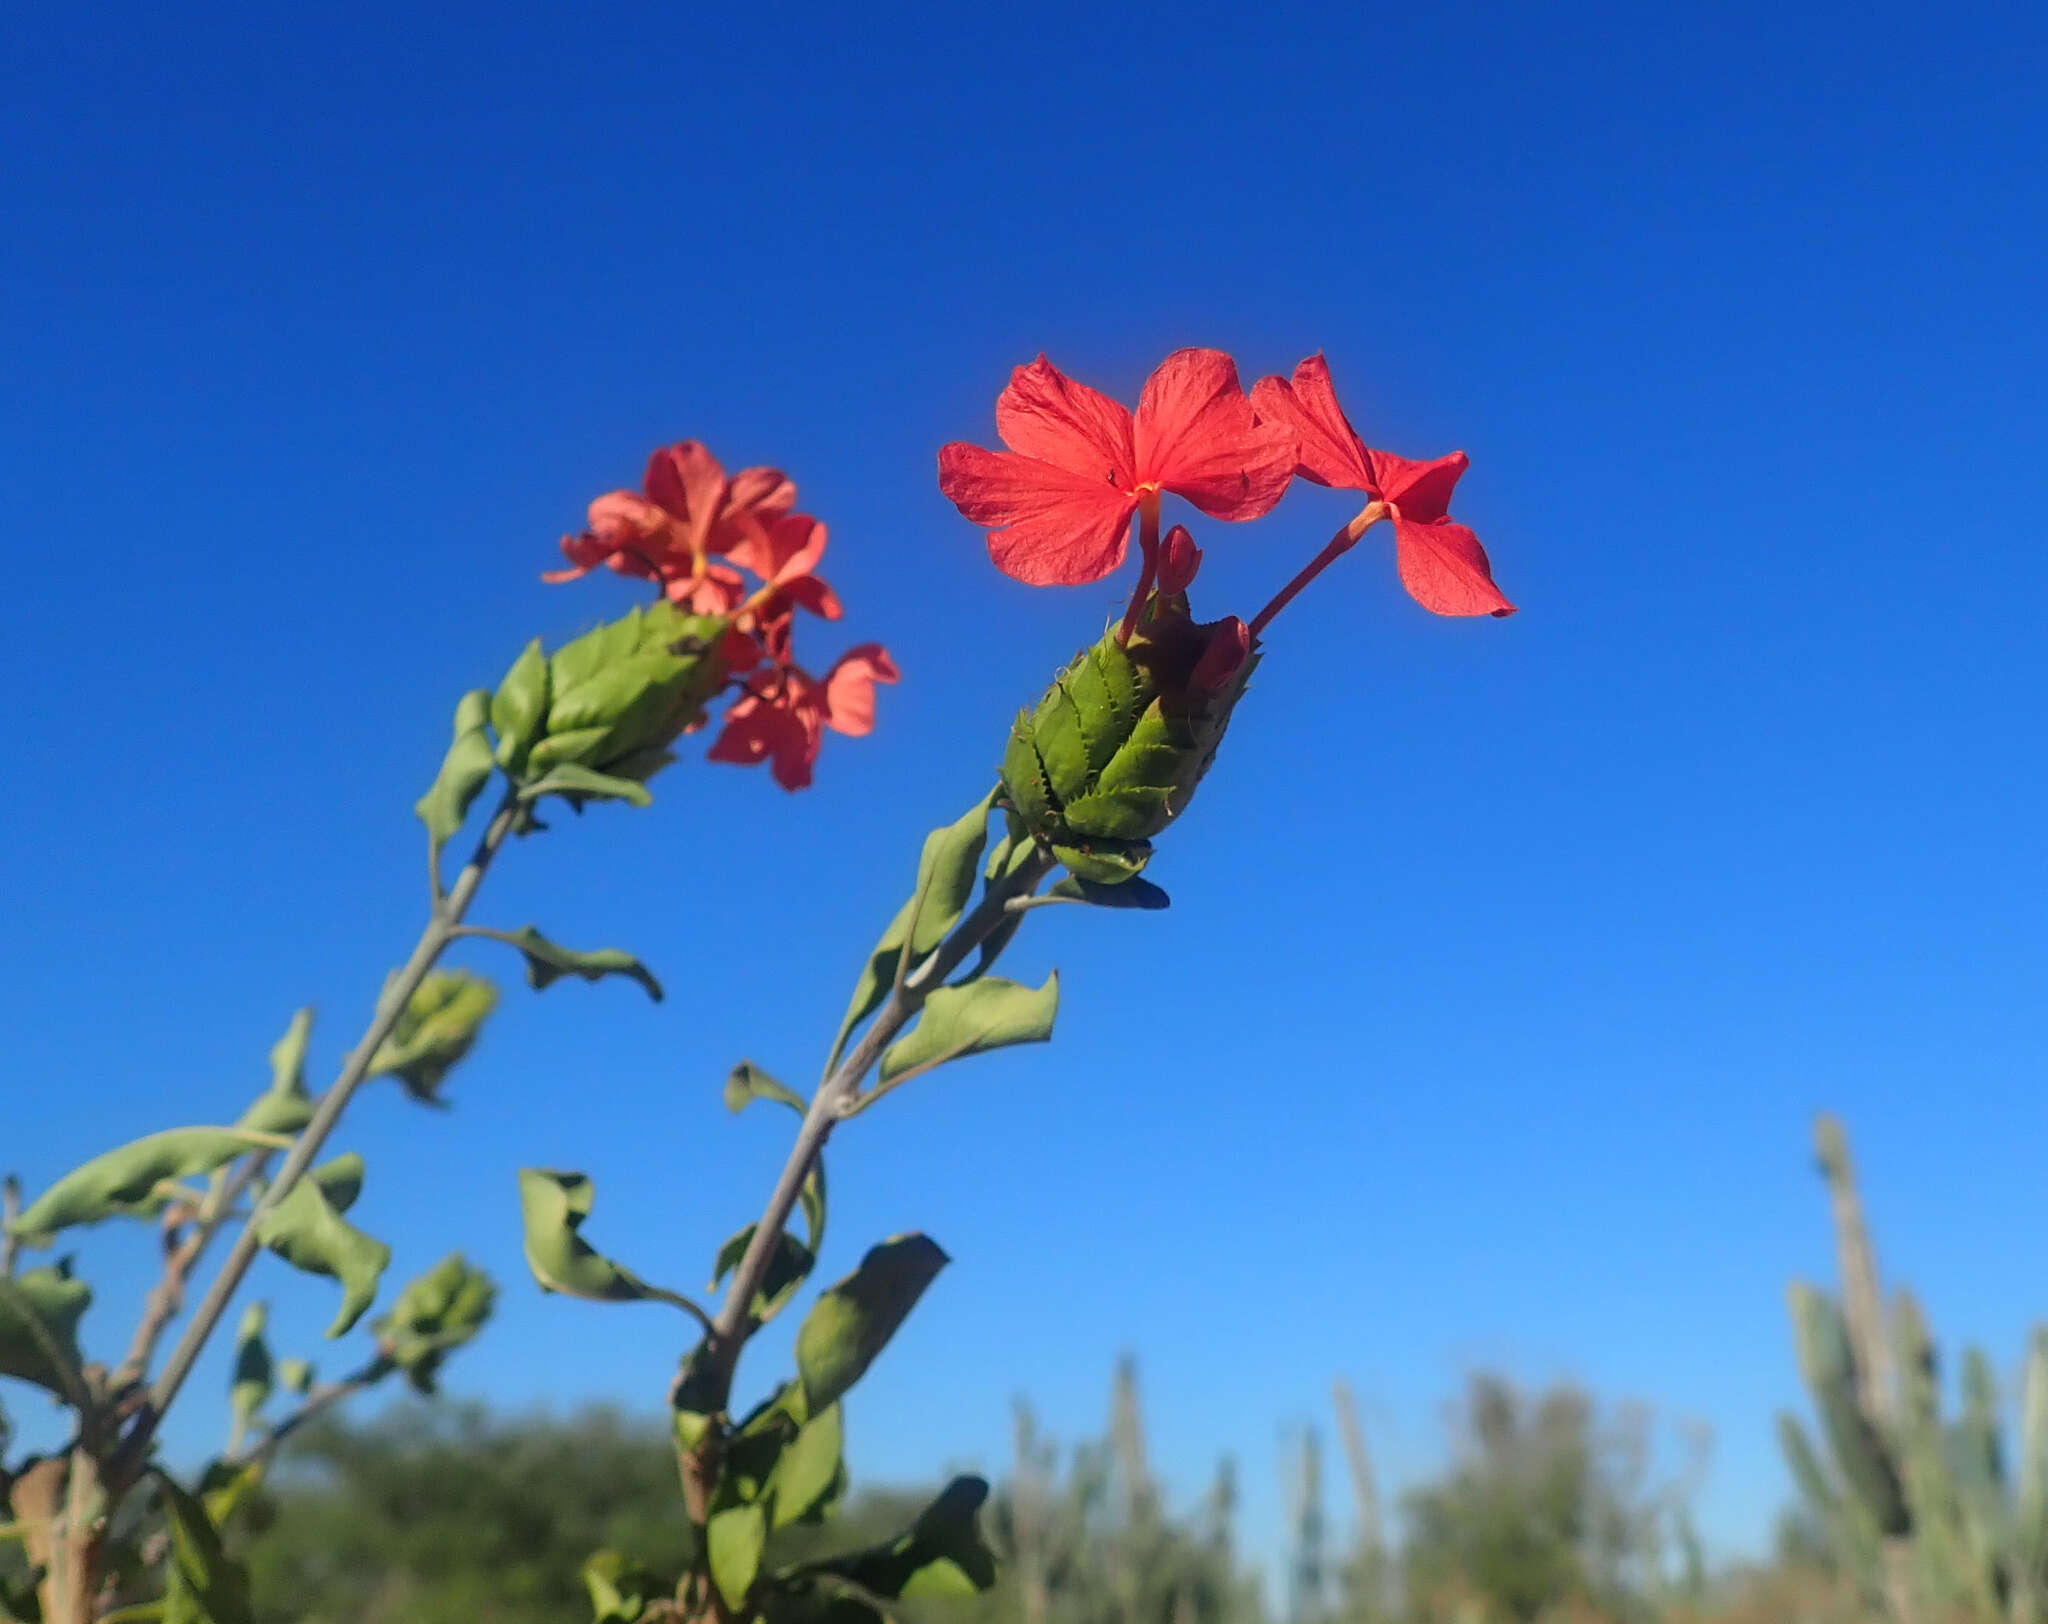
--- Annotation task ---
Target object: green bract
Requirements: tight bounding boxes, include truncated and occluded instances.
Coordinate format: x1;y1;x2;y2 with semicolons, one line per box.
1001;598;1258;884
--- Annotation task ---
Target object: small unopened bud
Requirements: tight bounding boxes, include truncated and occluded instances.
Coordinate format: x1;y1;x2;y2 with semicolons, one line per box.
1157;524;1203;595
1190;616;1251;694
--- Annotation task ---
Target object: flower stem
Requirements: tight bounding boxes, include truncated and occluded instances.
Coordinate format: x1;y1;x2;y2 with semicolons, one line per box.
108;787;523;1489
1116;498;1163;646
1249;501;1386;639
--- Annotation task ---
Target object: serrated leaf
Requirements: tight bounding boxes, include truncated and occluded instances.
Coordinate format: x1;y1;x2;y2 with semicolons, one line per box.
493;925;663;1003
10;1129;274;1246
491;639;550;774
707;1502;766;1612
795;1235;947;1415
769;1402;844;1529
788;1476;998;1601
416;688;498;854
875;974;1058;1089
0;1261;91;1393
724;1061;804;1115
228;1303;272;1429
155;1469;254;1624
255;1178;391;1338
516;761;654;809
832;790;997;1059
517;1170;704;1320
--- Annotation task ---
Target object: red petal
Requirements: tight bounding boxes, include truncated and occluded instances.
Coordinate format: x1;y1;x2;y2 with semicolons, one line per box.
1249;355;1372;490
778;575;843;620
732;512;828;588
725;465;798;525
822;642;900;737
1391;516;1516;618
1366;448;1467;523
1156;524;1203;595
937;442;1137;586
1135;347;1296;521
994;356;1135;486
644;441;726;528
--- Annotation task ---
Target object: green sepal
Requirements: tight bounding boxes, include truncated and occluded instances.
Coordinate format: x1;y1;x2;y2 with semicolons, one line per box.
783;1476;999;1600
794;1234;947;1416
517;1169;705;1320
491;925;663;1003
254;1177;391;1338
228;1303;272;1431
9;1128;277;1247
416;688;499;858
874;974;1058;1090
369;970;500;1105
491;639;550;774
523;603;727;781
832;789;997;1060
372;1251;496;1395
0;1260;92;1393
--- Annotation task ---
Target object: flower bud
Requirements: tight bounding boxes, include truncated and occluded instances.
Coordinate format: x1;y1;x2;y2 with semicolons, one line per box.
1000;598;1260;884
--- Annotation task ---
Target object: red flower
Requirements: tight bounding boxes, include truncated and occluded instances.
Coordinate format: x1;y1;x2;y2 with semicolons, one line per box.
707;644;900;792
1251;355;1515;619
547;440;797;601
728;512;843;624
937;349;1296;587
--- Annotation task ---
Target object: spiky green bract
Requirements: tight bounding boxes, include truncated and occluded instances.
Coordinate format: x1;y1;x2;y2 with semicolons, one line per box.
1001;594;1257;885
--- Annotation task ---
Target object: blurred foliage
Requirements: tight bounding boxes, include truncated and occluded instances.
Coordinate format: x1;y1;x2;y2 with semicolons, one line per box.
215;1363;1889;1624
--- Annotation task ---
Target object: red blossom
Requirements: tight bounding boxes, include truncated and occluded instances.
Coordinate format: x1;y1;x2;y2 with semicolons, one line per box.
1250;355;1515;619
707;643;900;792
937;349;1297;587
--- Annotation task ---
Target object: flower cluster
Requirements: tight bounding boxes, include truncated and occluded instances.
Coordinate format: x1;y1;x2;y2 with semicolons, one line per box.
549;441;896;791
938;346;1515;629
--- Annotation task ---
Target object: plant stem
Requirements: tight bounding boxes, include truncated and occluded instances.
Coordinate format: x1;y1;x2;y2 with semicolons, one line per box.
109;790;522;1488
691;843;1056;1418
238;1352;394;1466
1248;502;1384;639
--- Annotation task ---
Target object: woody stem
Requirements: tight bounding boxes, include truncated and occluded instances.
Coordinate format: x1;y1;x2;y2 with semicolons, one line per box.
1249;502;1386;638
1116;499;1163;646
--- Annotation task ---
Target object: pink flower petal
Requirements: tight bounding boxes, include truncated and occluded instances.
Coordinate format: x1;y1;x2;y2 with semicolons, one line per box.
1391;516;1516;618
1136;347;1296;521
995;356;1136;487
1249;355;1373;490
937;443;1137;586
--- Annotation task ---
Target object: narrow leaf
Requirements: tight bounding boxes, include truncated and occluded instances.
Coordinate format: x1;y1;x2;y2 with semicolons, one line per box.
724;1061;805;1115
795;1234;948;1415
10;1129;268;1246
517;1169;705;1321
876;974;1059;1088
228;1303;272;1430
1044;873;1171;910
415;689;498;853
492;925;663;1003
254;1178;391;1338
516;761;654;808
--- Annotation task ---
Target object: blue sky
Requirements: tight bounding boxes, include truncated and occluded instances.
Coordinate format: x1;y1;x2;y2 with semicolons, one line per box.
3;0;2043;1576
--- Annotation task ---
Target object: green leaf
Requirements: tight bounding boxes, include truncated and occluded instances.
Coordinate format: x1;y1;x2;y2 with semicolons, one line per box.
369;970;500;1105
875;974;1059;1089
789;1476;998;1600
516;761;655;809
309;1152;366;1214
707;1502;767;1612
10;1128;273;1246
155;1469;254;1624
1045;873;1171;910
768;1402;844;1529
711;1225;814;1325
582;1549;670;1623
488;925;663;1003
724;1061;805;1115
832;789;997;1059
517;1170;705;1321
254;1178;391;1338
268;1006;313;1094
228;1303;272;1430
0;1260;91;1394
416;688;498;855
371;1251;496;1395
491;639;550;774
277;1357;315;1395
795;1234;948;1415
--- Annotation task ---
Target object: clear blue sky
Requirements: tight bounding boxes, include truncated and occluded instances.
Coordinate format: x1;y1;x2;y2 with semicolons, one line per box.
4;0;2043;1575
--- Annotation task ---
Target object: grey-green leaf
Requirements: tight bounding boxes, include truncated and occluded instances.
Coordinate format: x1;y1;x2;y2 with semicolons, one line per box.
228;1303;272;1429
1044;873;1171;910
10;1129;273;1247
724;1061;805;1116
0;1261;91;1393
309;1152;366;1215
370;970;500;1105
254;1178;391;1338
707;1502;766;1612
517;1170;704;1321
795;1234;948;1415
416;688;498;852
831;790;997;1059
156;1469;254;1624
516;761;655;809
875;974;1058;1089
491;640;550;774
493;925;663;1003
372;1251;496;1396
268;1007;314;1095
